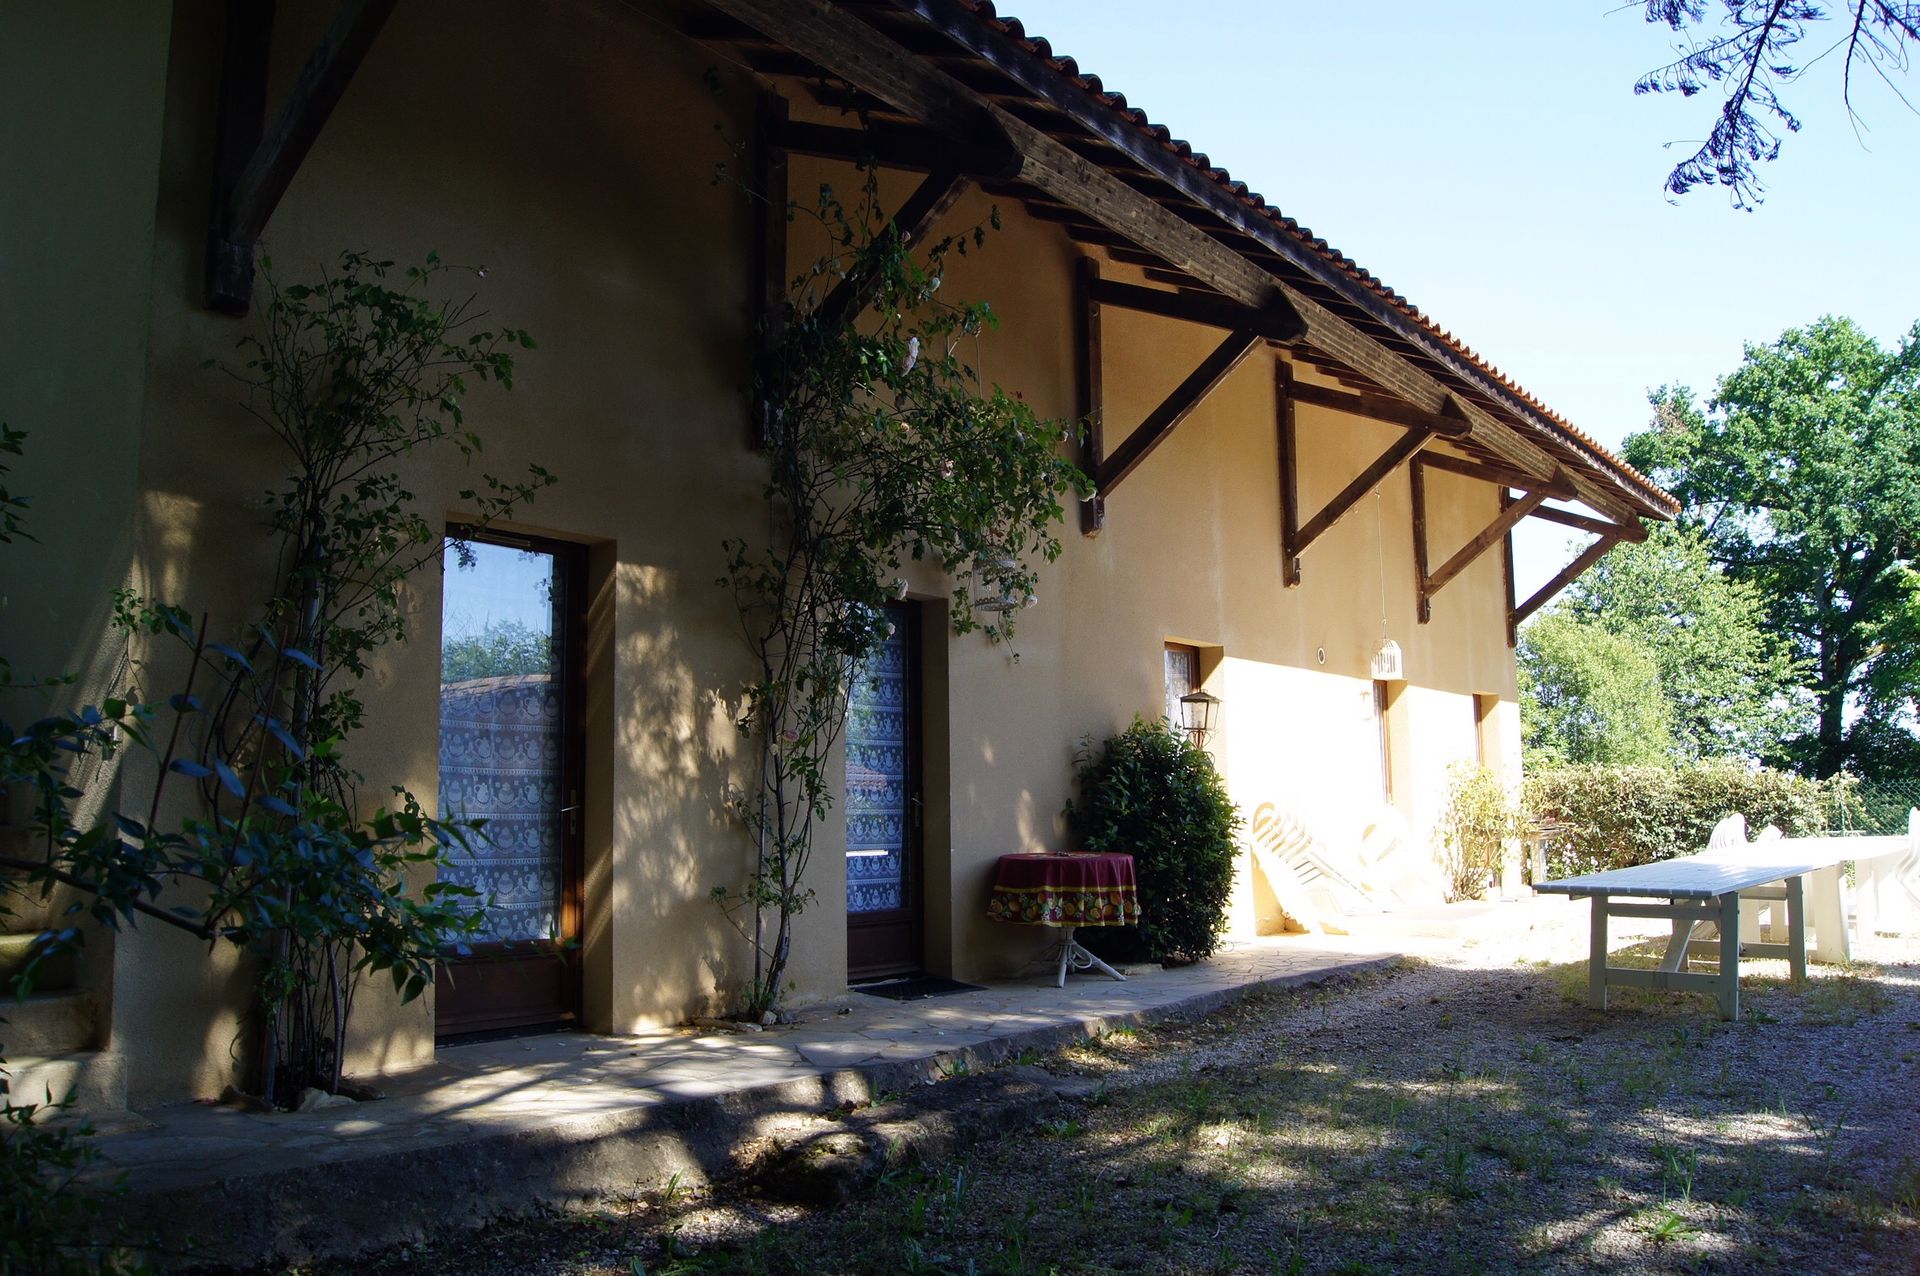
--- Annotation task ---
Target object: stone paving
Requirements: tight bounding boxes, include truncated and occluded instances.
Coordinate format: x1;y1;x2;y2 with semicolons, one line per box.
93;933;1400;1196
85;900;1606;1266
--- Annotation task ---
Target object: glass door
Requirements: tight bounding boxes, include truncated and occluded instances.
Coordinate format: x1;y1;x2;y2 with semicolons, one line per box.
434;529;584;1037
846;602;924;981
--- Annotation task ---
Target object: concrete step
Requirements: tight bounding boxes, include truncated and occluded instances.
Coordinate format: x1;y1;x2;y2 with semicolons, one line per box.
2;989;97;1055
3;1049;128;1117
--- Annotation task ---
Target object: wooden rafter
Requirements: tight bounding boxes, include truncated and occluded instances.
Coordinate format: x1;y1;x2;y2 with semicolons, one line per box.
700;0;1297;318
1288;381;1471;440
698;0;1668;529
1529;503;1648;541
206;0;396;313
1412;457;1574;622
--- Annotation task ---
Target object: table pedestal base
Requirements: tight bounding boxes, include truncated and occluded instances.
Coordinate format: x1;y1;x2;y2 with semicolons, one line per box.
1041;926;1127;988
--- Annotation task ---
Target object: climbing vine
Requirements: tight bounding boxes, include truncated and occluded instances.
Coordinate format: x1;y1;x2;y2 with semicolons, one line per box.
716;177;1090;1017
5;252;552;1109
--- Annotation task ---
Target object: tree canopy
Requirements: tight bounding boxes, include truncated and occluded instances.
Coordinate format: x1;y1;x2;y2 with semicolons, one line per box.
1555;521;1804;762
1623;316;1920;777
1635;2;1920;208
1519;610;1677;766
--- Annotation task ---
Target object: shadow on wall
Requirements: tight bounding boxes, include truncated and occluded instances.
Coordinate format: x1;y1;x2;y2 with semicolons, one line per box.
600;559;757;1028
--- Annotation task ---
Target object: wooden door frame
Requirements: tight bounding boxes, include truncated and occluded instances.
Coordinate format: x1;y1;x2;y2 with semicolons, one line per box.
435;525;588;1039
846;601;926;982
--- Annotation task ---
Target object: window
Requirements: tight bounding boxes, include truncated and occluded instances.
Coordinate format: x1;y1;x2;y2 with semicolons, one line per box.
1164;643;1200;730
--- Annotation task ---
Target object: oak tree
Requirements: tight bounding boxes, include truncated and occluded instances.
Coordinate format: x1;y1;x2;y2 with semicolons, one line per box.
1623;316;1920;777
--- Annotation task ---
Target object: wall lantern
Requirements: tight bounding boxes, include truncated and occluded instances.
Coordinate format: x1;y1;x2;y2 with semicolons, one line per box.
1178;689;1222;747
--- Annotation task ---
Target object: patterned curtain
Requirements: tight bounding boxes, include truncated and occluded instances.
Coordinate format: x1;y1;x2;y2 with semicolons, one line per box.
846;626;909;914
439;674;563;942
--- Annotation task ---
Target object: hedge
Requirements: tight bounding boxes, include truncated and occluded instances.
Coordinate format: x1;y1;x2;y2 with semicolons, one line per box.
1524;764;1857;878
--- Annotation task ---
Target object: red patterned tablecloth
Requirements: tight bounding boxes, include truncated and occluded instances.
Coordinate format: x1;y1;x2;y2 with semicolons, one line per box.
987;852;1141;928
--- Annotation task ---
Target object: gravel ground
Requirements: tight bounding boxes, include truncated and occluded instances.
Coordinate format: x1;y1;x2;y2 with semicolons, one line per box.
305;918;1920;1276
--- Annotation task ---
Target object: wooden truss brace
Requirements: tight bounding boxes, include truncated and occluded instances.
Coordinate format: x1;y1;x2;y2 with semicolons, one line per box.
205;0;397;314
1410;450;1646;639
1075;261;1299;532
1512;532;1627;633
1411;456;1575;623
813;168;971;331
750;95;987;446
1275;363;1470;587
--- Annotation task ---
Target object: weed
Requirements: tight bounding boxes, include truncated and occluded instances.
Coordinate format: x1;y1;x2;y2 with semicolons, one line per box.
1040;1116;1083;1139
1642;1206;1698;1244
1443;1141;1477;1200
1652;1142;1697;1200
937;1056;974;1080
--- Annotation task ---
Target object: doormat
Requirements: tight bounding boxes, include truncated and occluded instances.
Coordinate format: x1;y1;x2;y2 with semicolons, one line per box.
854;975;987;1001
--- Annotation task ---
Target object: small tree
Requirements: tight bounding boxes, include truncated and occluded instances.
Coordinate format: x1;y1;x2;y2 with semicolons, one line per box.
6;253;553;1107
1555;521;1803;763
1518;610;1676;765
717;178;1088;1017
1437;762;1522;903
1067;718;1241;966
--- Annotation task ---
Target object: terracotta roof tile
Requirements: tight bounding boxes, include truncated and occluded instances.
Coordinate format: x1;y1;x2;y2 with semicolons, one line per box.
953;0;1674;515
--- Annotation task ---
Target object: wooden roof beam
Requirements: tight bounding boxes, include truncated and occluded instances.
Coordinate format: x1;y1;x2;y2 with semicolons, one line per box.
1288;380;1471;440
812;168;971;331
1098;329;1262;497
1277;362;1454;587
206;0;396;314
771;116;1021;178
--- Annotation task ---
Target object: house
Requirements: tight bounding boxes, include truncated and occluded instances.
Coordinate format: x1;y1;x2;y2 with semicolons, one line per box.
0;0;1674;1110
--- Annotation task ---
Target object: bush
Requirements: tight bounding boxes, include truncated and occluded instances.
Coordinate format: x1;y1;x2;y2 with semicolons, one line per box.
1066;718;1241;965
1439;763;1522;902
1524;763;1855;877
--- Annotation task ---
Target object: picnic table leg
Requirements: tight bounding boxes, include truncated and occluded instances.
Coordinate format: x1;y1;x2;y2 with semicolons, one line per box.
1785;874;1808;984
1589;894;1609;1010
1808;865;1849;964
1716;891;1740;1021
1659;909;1697;973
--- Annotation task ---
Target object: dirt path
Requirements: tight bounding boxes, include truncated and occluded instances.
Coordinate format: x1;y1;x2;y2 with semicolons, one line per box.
319;924;1920;1276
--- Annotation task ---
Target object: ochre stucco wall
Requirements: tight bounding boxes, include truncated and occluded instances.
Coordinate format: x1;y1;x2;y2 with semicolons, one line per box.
0;0;176;1051
93;0;1527;1104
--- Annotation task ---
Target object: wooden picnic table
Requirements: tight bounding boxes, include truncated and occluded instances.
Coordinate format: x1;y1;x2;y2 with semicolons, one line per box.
1535;831;1912;1020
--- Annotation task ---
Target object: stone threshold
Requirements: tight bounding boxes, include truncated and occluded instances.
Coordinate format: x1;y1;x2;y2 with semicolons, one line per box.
94;936;1401;1270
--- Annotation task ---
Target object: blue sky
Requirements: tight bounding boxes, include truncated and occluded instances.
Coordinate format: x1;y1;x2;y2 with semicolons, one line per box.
1005;1;1920;591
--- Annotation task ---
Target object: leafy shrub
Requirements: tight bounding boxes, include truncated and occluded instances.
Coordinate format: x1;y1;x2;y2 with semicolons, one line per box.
1067;718;1241;965
1439;763;1522;902
1524;763;1855;877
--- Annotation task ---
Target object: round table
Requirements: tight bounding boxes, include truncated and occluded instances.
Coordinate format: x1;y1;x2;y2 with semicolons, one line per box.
987;852;1141;987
